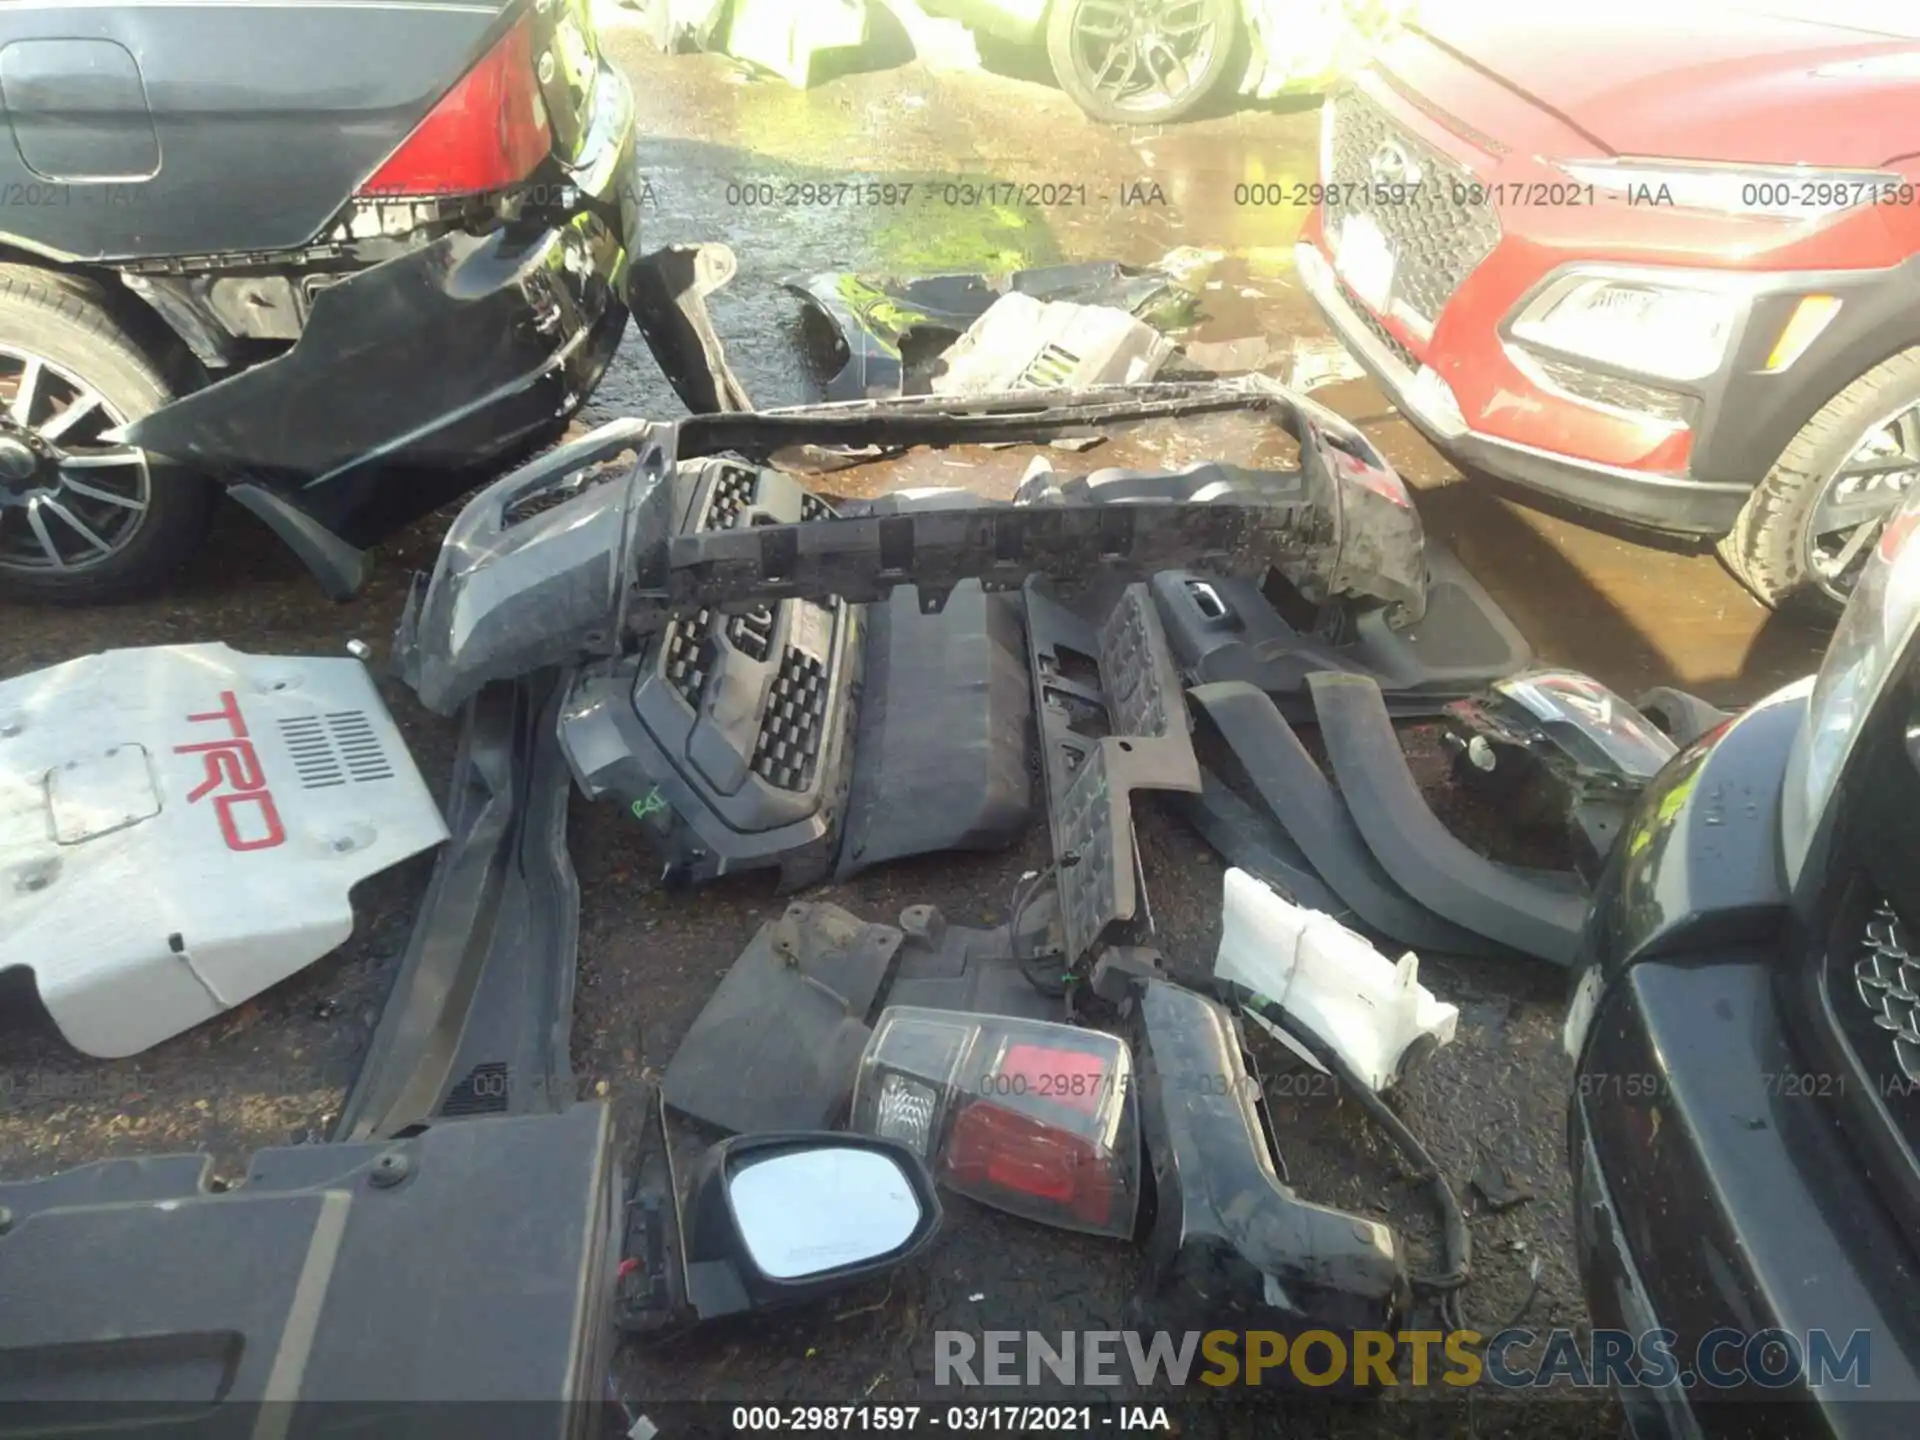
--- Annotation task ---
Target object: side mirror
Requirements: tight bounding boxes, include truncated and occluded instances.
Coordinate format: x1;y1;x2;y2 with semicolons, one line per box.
680;1133;942;1320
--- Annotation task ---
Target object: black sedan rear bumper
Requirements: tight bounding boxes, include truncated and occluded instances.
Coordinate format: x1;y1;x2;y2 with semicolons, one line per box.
122;63;638;598
1571;956;1920;1439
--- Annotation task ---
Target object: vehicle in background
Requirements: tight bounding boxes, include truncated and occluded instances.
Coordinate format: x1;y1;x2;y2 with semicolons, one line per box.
926;0;1243;122
1566;489;1920;1431
1296;1;1920;613
0;0;637;604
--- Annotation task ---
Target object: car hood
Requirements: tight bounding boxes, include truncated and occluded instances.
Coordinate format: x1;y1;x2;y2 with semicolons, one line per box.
1403;0;1920;166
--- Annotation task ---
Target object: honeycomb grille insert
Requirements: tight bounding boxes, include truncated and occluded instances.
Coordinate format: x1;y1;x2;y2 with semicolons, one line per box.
1526;352;1695;426
662;610;714;708
1327;88;1501;326
704;467;758;529
1854;903;1920;1084
751;647;830;792
1340;280;1418;373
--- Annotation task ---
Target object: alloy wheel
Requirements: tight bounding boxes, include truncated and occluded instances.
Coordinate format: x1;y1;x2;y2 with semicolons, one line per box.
1065;0;1225;119
1806;401;1920;605
0;345;152;576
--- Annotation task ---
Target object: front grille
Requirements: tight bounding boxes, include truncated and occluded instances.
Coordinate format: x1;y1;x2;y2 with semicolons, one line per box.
1525;352;1695;427
750;648;830;792
703;466;758;529
1327;87;1501;326
661;611;713;707
1852;903;1920;1085
1340;280;1419;373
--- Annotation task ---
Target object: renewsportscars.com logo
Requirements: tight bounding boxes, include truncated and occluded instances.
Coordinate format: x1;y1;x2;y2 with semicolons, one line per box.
934;1327;1873;1391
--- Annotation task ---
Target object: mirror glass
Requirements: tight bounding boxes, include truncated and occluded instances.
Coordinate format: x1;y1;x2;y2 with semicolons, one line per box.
729;1146;923;1281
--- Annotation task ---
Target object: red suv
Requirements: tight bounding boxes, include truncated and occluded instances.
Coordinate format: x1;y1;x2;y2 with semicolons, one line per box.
1297;5;1920;612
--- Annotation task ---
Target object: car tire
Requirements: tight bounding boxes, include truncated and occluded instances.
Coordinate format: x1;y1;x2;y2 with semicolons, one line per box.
1045;0;1239;125
1718;345;1920;616
0;265;211;604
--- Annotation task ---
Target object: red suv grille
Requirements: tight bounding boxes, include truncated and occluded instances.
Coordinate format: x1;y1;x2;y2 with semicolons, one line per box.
1327;87;1501;328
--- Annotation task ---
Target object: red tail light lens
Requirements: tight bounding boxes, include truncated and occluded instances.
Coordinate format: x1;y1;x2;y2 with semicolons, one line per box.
945;1103;1116;1229
356;14;550;199
849;1008;1142;1240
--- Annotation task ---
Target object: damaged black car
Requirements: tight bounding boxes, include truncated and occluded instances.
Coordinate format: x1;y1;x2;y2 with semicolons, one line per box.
0;0;636;602
1569;494;1920;1433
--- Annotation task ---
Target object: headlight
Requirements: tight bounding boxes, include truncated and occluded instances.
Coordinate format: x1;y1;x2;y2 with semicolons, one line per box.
1559;159;1904;219
1783;492;1920;883
1510;273;1742;383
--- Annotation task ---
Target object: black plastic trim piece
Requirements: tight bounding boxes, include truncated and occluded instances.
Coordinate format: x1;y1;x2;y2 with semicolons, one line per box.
1309;672;1587;966
227;481;370;602
1127;979;1407;1348
1635;686;1735;749
1189;680;1508;957
1027;578;1202;963
1172;770;1347;919
0;1103;621;1410
335;670;580;1142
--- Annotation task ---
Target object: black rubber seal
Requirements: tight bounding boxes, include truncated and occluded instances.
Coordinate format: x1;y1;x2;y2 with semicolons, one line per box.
1172;769;1346;920
1189;681;1508;957
1309;672;1587;967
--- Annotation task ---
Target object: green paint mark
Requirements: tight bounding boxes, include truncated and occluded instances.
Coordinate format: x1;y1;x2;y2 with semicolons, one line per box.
631;787;670;822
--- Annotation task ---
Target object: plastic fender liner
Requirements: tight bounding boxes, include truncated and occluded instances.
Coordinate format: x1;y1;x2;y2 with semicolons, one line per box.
1188;680;1509;958
1308;672;1588;967
334;671;580;1142
1127;978;1407;1348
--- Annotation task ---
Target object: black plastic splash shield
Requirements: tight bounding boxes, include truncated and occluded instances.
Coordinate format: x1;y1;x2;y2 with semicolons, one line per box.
882;904;1065;1023
1308;672;1588;967
1188;680;1508;957
0;1103;621;1415
627;242;753;414
1127;979;1406;1348
660;901;904;1134
334;671;579;1143
836;490;1035;880
1027;578;1202;965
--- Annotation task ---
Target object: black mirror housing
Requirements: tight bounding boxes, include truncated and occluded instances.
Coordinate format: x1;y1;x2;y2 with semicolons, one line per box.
681;1132;943;1320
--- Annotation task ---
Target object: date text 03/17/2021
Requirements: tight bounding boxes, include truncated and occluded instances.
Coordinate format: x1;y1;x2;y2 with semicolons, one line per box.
728;1406;1169;1433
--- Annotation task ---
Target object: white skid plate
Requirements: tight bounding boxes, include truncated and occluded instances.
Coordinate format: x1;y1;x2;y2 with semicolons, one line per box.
0;643;447;1058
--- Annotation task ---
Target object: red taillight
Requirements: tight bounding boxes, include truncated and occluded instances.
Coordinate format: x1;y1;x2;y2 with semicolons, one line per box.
945;1103;1115;1228
356;14;550;199
851;1008;1143;1239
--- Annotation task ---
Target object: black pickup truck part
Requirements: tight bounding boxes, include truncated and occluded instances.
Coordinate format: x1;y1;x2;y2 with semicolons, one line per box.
392;378;1433;716
0;1103;622;1425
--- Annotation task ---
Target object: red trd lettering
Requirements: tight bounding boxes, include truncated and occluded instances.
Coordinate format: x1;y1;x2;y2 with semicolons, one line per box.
175;690;287;852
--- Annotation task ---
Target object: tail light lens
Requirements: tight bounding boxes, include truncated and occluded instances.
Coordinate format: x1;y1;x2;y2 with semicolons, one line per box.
849;1008;1141;1239
357;14;551;199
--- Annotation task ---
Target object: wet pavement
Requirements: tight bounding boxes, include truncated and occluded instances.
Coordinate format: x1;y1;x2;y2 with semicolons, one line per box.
0;17;1833;1431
